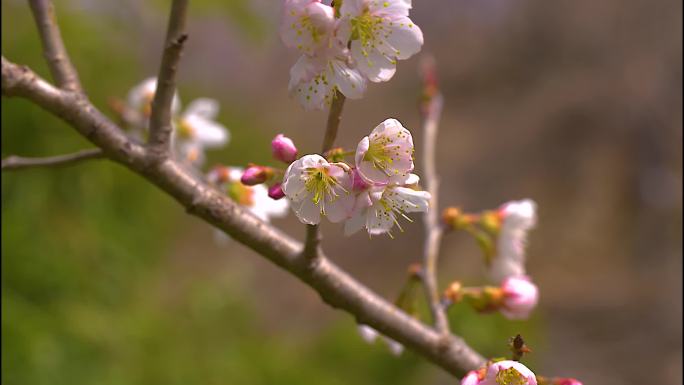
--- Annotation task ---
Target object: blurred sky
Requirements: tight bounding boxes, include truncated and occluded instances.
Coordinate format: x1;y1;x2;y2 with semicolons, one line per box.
2;0;682;384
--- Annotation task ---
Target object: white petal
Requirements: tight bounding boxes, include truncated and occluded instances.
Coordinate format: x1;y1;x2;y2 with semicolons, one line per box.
344;210;367;236
366;203;395;235
368;0;411;17
184;98;219;119
391;187;430;213
294;198;322;225
379;17;423;60
350;40;397;83
330;58;367;99
184;115;230;148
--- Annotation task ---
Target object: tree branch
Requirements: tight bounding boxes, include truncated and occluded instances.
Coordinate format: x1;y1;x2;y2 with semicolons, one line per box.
147;0;189;158
2;148;104;171
28;0;82;93
303;92;347;258
419;57;450;334
2;56;486;376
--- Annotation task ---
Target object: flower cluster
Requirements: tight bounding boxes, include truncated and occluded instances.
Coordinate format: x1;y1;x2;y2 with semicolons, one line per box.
125;77;230;166
282;118;430;236
280;0;424;110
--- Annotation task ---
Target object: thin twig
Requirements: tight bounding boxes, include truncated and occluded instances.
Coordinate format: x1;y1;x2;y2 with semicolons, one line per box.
419;56;450;334
147;0;189;157
28;0;82;93
2;148;104;171
303;92;347;258
2;56;486;377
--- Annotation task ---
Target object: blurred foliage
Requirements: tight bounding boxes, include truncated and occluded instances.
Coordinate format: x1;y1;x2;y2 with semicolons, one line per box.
2;1;542;384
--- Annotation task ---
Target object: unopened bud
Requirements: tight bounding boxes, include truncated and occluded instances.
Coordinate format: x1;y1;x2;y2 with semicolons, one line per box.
241;165;273;186
553;378;583;385
271;134;298;164
444;281;463;303
500;276;539;320
268;183;286;200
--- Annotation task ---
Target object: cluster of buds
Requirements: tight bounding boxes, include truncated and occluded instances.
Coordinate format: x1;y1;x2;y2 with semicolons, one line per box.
206;165;289;224
282;118;430;236
280;0;424;110
123;78;230;166
444;276;539;320
240;133;302;202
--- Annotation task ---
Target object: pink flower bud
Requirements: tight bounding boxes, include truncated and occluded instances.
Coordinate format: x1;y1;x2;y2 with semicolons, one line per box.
268;183;286;200
500;276;539;320
554;378;582;385
241;166;272;186
483;360;537;385
271;134;298;164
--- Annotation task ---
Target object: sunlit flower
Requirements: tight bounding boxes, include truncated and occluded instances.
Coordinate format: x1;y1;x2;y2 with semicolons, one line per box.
481;360;537;385
355;118;414;185
490;199;537;283
126;77;180;129
280;0;336;55
174;98;230;166
500;276;539;320
344;185;430;236
288;47;367;110
337;0;423;82
282;155;355;224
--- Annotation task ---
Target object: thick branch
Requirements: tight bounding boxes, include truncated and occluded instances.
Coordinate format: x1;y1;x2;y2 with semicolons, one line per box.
303;92;347;258
1;57;485;376
147;0;189;157
420;57;449;334
2;148;104;171
28;0;82;93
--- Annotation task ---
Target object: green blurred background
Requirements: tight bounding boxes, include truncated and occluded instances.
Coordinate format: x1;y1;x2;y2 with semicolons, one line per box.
2;1;681;384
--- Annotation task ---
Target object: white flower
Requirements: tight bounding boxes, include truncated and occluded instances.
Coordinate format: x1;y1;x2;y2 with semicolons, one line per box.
489;199;537;283
344;185;430;236
282;155;356;224
126;77;181;129
480;360;537;385
288;47;367;110
338;0;423;82
280;0;336;55
355;118;414;185
174;98;230;166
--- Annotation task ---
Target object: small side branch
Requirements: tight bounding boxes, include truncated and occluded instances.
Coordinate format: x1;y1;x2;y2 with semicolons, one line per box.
303;92;347;258
2;148;105;171
147;0;189;157
419;56;449;334
28;0;82;93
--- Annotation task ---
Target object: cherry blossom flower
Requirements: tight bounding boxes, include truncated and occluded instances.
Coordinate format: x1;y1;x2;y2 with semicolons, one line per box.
461;370;484;385
271;134;299;164
344;185;430;236
489;199;537;283
288;47;367;110
174;98;230;166
280;0;336;55
126;77;180;130
500;276;539;320
480;360;537;385
355;118;414;185
282;155;355;225
337;0;423;82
